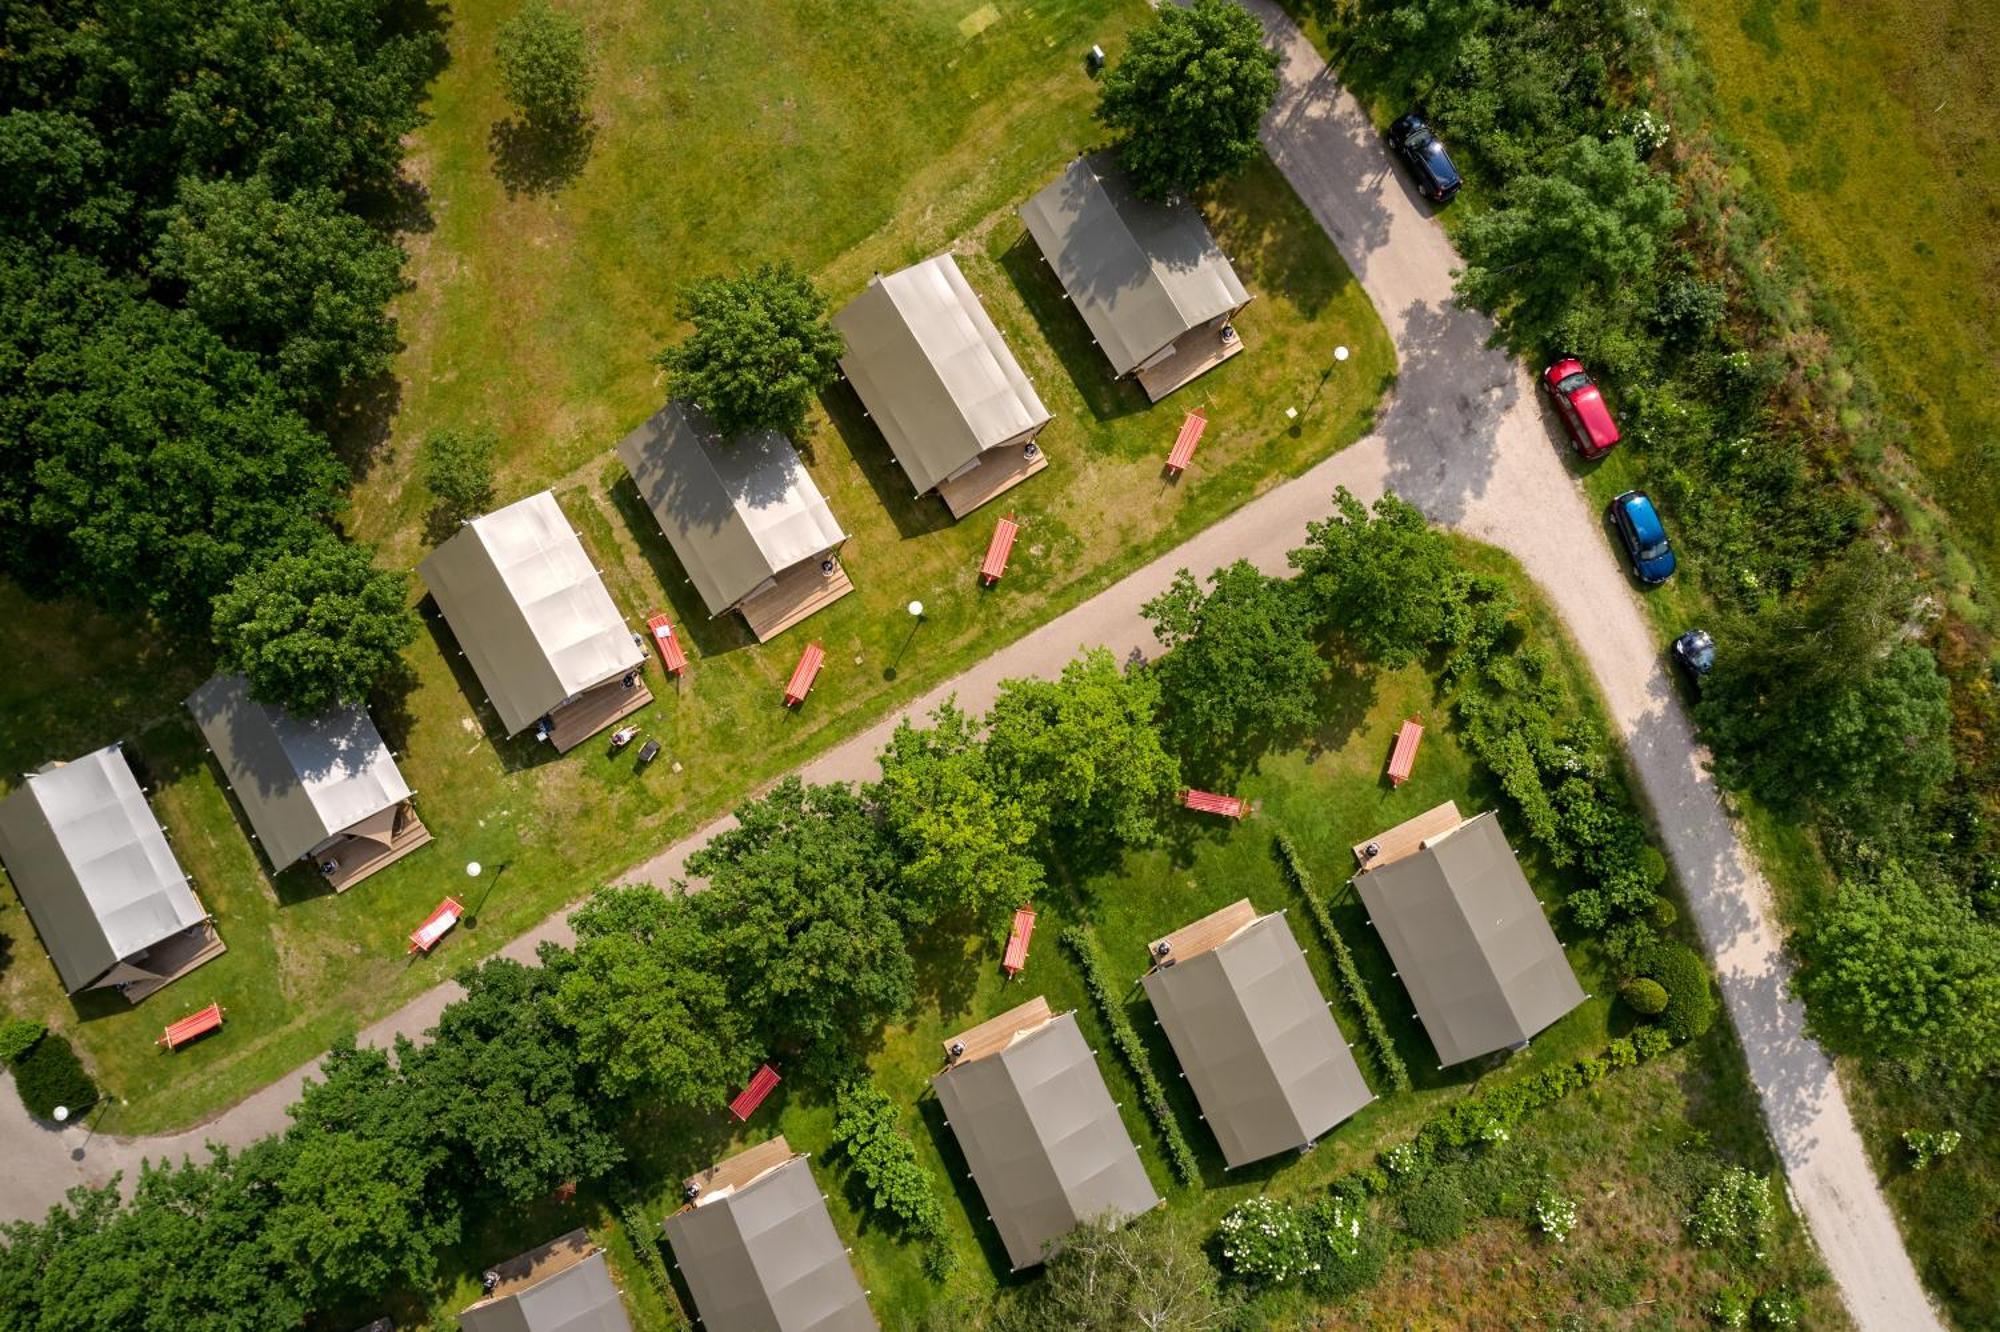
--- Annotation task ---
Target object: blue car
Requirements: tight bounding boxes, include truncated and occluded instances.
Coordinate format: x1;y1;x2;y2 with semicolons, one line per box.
1609;490;1677;584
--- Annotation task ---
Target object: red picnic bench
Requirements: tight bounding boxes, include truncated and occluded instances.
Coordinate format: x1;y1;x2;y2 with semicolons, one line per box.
645;610;687;677
1183;788;1247;819
1386;717;1425;788
728;1064;782;1121
1165;409;1208;476
408;896;464;954
980;515;1020;587
1002;906;1037;978
783;641;826;707
156;1001;225;1052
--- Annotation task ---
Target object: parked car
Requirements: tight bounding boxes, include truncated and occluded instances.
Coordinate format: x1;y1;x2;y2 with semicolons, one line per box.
1388;114;1461;204
1541;358;1621;459
1672;628;1715;679
1609;490;1677;584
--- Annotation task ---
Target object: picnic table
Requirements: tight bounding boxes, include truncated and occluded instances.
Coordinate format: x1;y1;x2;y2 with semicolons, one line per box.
1386;717;1425;788
408;896;464;954
1183;788;1246;819
783;641;826;707
1165;409;1208;476
729;1064;782;1121
980;515;1020;586
156;1001;225;1051
1002;906;1037;978
645;611;687;676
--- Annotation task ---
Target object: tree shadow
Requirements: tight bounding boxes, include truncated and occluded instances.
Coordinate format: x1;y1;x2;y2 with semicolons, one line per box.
997;232;1150;426
1203;163;1352;320
819;381;953;542
604;473;757;661
323;368;406;482
489;116;597;198
908;918;984;1022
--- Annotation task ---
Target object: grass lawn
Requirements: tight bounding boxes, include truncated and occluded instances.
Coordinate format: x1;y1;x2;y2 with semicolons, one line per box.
0;0;1391;1134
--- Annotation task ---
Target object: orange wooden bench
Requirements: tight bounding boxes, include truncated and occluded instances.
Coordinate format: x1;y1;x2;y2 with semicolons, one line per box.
156;1002;225;1051
1165;409;1208;476
729;1063;782;1121
645;610;687;677
980;515;1020;586
1183;789;1246;818
1386;717;1425;788
783;641;826;707
408;896;464;954
1002;906;1037;978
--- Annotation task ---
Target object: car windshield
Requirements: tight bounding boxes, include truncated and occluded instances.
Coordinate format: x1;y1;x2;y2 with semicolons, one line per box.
1638;541;1671;561
1557;371;1591;394
1405;127;1434;148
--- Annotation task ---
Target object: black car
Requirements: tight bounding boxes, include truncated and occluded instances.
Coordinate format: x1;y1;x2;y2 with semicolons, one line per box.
1388;114;1462;203
1672;629;1715;680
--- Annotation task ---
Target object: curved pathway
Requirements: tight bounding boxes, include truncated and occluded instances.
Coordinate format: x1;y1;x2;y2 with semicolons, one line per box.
0;7;1939;1329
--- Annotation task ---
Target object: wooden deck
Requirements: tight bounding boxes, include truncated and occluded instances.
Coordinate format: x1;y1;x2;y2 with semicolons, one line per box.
113;921;228;1004
739;559;854;642
1136;322;1246;402
936;445;1049;519
942;994;1054;1065
321;807;433;893
1353;800;1463;870
1149;898;1258;966
547;674;653;753
685;1135;795;1201
464;1228;598;1312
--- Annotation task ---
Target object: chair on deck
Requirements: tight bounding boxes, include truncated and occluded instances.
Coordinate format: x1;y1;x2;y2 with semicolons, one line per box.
1165;410;1208;476
783;642;826;707
156;1002;225;1052
981;516;1020;587
646;611;687;677
1002;907;1037;979
1182;789;1247;819
1386;717;1425;788
408;896;465;954
728;1064;782;1121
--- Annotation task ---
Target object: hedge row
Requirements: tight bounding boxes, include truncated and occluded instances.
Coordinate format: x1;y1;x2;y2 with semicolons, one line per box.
1272;832;1411;1092
830;1079;958;1279
1060;924;1201;1186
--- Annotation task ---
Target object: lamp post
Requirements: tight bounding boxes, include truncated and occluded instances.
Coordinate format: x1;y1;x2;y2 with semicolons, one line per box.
886;601;926;681
53;1105;69;1124
464;859;505;928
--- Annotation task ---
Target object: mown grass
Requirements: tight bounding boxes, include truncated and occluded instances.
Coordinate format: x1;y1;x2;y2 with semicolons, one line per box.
0;0;1392;1135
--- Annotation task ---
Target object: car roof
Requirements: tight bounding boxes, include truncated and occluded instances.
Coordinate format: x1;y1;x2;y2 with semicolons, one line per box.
1620;493;1666;544
1567;383;1620;448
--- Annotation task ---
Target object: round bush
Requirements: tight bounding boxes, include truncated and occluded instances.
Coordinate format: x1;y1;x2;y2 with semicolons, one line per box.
0;1016;46;1065
1644;943;1717;1040
11;1032;98;1121
1218;1196;1314;1285
1302;1197;1384;1299
1400;1178;1468;1245
1620;977;1670;1016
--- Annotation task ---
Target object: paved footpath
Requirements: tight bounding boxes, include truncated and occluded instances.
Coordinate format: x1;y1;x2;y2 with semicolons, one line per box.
0;7;1941;1329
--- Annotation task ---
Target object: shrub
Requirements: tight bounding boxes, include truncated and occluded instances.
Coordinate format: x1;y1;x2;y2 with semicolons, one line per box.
1620;977;1670;1015
12;1032;98;1121
1275;832;1410;1091
1400;1177;1468;1244
1753;1286;1802;1329
1643;942;1718;1040
1709;1278;1755;1328
1687;1166;1774;1260
830;1080;949;1247
1217;1196;1314;1285
1902;1128;1962;1171
1060;925;1201;1185
1301;1196;1383;1299
420;426;497;526
1532;1189;1577;1243
0;1017;47;1064
495;0;593;128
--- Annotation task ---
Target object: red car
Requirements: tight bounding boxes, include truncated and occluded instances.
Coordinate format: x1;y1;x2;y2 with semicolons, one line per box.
1541;358;1621;460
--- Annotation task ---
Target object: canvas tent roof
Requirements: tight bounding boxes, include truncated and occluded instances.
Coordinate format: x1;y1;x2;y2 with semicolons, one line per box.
186;676;413;868
1018;153;1250;376
663;1151;875;1332
417;491;644;737
1354;811;1586;1066
0;745;205;993
458;1241;632;1332
1142;908;1372;1168
834;254;1052;496
617;403;849;617
932;1007;1160;1270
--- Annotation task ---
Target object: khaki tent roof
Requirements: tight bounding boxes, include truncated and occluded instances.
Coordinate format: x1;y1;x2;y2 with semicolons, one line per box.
417;491;644;737
663;1152;876;1332
1354;811;1586;1066
186;676;413;869
617;403;849;617
0;745;205;993
932;1008;1160;1271
458;1241;633;1332
834;254;1052;495
1018;153;1250;376
1142;909;1372;1168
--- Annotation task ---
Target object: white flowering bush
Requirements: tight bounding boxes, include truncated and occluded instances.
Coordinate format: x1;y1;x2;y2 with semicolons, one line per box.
1218;1197;1316;1285
1302;1196;1384;1299
1708;1279;1754;1328
1687;1166;1774;1261
1903;1128;1962;1171
1533;1189;1577;1243
1383;1140;1428;1178
1753;1287;1802;1329
1624;107;1671;155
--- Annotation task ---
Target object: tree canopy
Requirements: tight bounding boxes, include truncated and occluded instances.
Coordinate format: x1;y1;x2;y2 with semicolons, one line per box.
420;425;499;528
496;0;595;128
657;262;845;439
1096;0;1280;201
1289;487;1471;665
997;1213;1236;1332
1144;559;1325;761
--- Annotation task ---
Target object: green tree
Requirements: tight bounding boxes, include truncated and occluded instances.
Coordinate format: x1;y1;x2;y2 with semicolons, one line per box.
685;780;914;1076
1455;136;1681;339
657;262;845;439
872;700;1043;928
1143;559;1324;761
984;648;1181;855
154;175;403;407
1796;865;2000;1081
495;0;594;127
543;886;749;1105
998;1212;1235;1332
420;425;498;526
1096;0;1280;200
1288;487;1471;665
211;535;417;716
